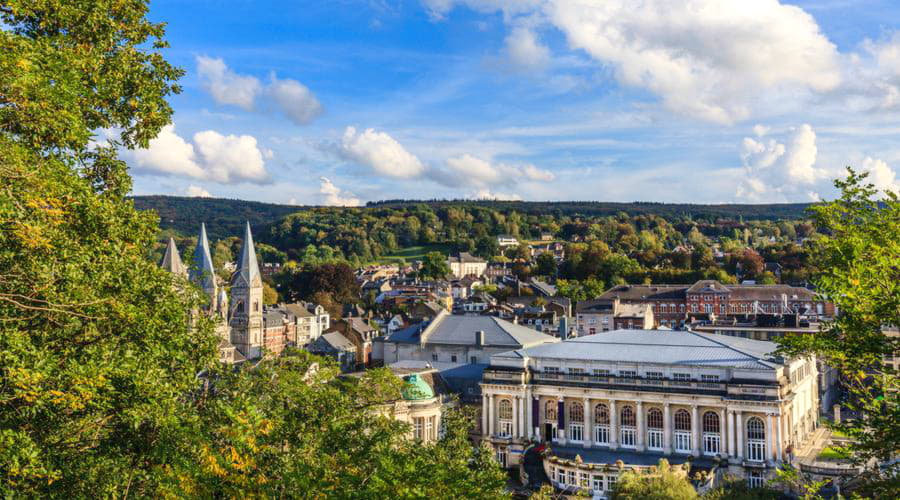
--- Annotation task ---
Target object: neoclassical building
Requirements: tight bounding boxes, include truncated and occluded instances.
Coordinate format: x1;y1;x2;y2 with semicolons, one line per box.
479;330;820;495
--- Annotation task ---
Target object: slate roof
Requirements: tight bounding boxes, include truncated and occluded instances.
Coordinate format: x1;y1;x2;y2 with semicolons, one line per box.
232;221;262;288
449;252;486;264
599;284;689;301
422;311;559;348
530;279;557;297
383;322;428;344
316;331;356;351
189;223;217;294
507;329;781;370
283;302;315;318
575;298;615;314
160;237;187;276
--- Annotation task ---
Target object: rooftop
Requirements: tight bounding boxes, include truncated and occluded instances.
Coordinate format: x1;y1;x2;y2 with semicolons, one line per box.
422;311;559;348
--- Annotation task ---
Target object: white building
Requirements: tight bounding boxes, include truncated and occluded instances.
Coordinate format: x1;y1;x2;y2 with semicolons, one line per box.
480;330;820;496
447;252;488;279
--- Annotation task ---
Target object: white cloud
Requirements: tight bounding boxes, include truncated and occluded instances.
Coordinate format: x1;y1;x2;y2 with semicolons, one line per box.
125;124;270;184
339;126;426;178
469;188;522;201
504;27;550;70
267;76;323;125
736;124;830;201
441;154;555;188
196;56;262;111
185;185;212;198
319;177;362;206
195;56;323;125
861;157;900;195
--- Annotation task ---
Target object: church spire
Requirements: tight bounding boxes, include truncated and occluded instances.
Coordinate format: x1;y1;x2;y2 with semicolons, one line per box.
160;237;187;277
190;223;218;302
232;221;262;289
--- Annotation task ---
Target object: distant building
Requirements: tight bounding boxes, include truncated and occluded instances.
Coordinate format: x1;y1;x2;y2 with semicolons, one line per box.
447;252;488;279
576;298;654;335
497;234;519;248
309;331;357;372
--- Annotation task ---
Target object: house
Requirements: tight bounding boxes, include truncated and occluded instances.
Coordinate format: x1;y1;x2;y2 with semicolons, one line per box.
280;302;330;346
505;296;572;318
331;317;379;368
451;275;483;300
447;252;488;279
575;298;654;335
409;300;446;322
529;279;557;297
540;232;554;242
497;234;519;248
309;331;357;372
480;329;821;492
530;242;565;260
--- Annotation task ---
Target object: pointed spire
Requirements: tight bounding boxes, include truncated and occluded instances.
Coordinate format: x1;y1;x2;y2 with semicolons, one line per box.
232;221;262;288
160;237;187;277
190;223;217;296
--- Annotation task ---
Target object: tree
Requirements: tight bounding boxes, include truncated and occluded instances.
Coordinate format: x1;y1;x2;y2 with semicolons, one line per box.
420;251;450;281
557;278;606;303
535;252;557;277
262;281;279;305
474;235;500;259
610;459;697;500
776;168;900;497
276;262;360;305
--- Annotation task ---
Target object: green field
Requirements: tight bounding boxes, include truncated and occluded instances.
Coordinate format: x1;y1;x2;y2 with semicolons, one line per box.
371;244;454;264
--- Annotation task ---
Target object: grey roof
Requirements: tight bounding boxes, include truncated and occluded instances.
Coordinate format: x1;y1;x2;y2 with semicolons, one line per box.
423;312;559;348
550;445;716;469
449;252;485;264
232;221;262;288
160;237;187;276
530;279;557;297
264;309;286;326
282;302;315;318
509;329;781;369
189;223;217;294
384;322;428;344
319;331;356;351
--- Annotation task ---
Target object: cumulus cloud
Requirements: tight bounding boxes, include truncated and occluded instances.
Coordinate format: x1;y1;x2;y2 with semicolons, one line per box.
125;124;270;184
195;56;322;125
196;56;262;111
504;27;550;70
736;124;829;201
185;185;212;198
469;188;522;201
319;177;362;206
440;153;555;188
339;126;426;178
861;157;900;195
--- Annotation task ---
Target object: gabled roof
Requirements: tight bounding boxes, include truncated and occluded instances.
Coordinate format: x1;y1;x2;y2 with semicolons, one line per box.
317;331;356;351
510;329;782;370
421;311;559;348
232;221;262;289
282;302;315;318
160;237;187;277
189;223;217;293
599;284;688;301
687;280;732;294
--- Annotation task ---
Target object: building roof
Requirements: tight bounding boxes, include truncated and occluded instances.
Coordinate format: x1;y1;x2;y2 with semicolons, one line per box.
686;280;733;294
530;279;557;297
599;284;689;301
449;252;486;264
506;329;781;369
318;331;356;351
282;302;315;318
575;298;615;314
232;221;262;288
263;309;286;326
401;373;435;400
421;311;559;348
160;237;187;276
189;223;217;294
383;322;428;344
614;302;650;318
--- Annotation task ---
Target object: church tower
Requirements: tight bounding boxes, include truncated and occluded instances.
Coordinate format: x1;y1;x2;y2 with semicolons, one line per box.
160;237;187;278
189;223;218;313
229;222;264;359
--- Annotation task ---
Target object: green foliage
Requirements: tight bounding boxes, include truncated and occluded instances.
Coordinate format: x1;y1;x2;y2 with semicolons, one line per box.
275;262;360;307
535;252;558;277
610;459;697;500
420;251;451;281
776;168;900;497
557;278;606;302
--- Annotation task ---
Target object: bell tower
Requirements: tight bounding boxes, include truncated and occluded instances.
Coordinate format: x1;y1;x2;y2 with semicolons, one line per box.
229;221;263;358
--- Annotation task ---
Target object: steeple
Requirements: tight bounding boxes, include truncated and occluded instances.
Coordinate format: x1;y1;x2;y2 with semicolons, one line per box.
160;237;187;277
232;221;262;289
189;223;218;309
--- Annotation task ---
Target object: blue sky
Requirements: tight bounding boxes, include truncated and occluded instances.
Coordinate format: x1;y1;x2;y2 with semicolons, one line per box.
125;0;900;205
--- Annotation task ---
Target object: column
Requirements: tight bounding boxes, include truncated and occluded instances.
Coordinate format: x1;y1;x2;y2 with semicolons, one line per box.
482;394;488;437
776;413;783;462
726;410;735;458
583;397;592;448
557;397;566;444
609;399;618;450
512;397;519;439
719;408;728;458
636;401;645;451
519;395;526;438
488;394;495;437
768;413;776;462
526;389;533;440
736;410;744;460
663;403;672;454
691;404;700;457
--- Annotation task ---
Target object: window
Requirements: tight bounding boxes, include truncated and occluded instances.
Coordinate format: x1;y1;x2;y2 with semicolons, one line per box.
498;399;513;437
720;304;726;314
673;373;692;384
748;470;765;489
592;368;610;377
701;374;720;383
550;466;557;483
545;400;557;421
647;408;664;450
703;411;721;455
413;417;424;440
579;472;589;488
592;475;604;493
425;418;434;441
496;449;508;468
470;356;477;364
620;406;636;448
569;402;584;441
674;409;692;453
431;353;438;362
746;417;766;462
619;370;636;379
545;366;560;374
451;355;457;363
253;300;259;312
691;303;698;312
607;475;617;491
646;371;663;379
568;470;576;487
594;403;610;444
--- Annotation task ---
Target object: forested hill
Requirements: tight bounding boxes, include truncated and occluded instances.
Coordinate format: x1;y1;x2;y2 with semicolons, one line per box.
134;195;812;239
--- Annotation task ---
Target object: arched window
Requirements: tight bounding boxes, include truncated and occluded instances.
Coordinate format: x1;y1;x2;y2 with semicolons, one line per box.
569;402;584;422
594;404;609;424
746;417;766;462
253;300;259;312
674;409;691;431
545;400;557;421
620;406;635;427
703;412;720;433
498;399;513;420
647;408;663;429
236;301;244;313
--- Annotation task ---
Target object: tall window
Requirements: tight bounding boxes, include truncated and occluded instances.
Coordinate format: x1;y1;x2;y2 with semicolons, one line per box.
496;449;508;468
746;417;766;462
702;411;721;455
647;408;664;450
594;403;610;445
413;417;424;440
674;409;692;453
498;399;513;437
747;470;765;489
569;402;584;442
545;400;557;421
426;417;435;441
620;406;636;448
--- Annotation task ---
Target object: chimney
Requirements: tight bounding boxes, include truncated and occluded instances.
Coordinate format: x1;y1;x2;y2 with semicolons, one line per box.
475;330;485;347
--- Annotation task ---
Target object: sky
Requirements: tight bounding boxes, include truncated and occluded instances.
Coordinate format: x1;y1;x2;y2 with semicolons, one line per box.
125;0;900;206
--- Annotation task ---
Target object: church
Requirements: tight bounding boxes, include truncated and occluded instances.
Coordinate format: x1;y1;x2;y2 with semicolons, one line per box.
160;222;327;362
